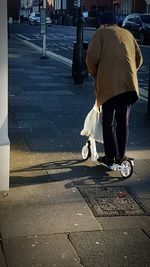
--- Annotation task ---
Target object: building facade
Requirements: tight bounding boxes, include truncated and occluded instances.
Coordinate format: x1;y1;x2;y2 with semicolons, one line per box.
18;0;149;19
20;0;33;19
50;0;148;15
83;0;147;14
131;0;147;13
13;0;149;24
146;0;150;12
7;0;20;20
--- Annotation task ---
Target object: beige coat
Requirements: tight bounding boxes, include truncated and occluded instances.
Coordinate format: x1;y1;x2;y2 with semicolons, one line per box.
86;25;143;107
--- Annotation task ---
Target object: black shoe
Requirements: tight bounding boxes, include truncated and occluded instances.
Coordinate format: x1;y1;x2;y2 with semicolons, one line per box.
97;156;115;166
115;155;134;165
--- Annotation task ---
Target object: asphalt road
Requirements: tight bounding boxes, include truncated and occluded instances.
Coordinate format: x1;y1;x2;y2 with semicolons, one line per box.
10;22;150;58
10;22;150;99
10;23;92;59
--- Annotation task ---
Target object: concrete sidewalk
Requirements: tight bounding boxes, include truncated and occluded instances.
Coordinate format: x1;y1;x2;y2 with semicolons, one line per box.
0;36;150;266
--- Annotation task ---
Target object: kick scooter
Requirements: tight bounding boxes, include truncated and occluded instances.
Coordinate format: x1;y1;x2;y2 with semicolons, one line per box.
81;137;134;178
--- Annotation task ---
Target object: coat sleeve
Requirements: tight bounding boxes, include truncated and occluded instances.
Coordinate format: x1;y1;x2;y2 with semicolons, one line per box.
86;31;102;77
134;38;143;70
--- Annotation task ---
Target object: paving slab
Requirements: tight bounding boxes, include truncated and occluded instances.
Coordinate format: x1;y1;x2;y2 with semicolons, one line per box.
133;159;150;177
46;158;105;182
10;150;39;170
131;182;150;200
4;234;82;267
16;127;58;139
120;149;150;160
25;136;72;152
9;132;30;151
14;111;53;120
97;215;150;233
0;181;83;207
0;201;101;239
69;229;150;267
10;151;77;171
141;198;150;214
10;170;51;187
16;119;58;129
126;175;150;199
0;246;6;267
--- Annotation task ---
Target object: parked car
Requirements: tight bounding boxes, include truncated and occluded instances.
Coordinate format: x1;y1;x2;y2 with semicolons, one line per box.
122;13;150;44
29;12;40;25
116;14;128;27
46;16;52;26
29;12;51;26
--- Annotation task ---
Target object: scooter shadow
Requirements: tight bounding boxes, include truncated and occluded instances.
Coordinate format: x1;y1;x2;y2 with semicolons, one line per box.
10;158;129;188
62;158;130;189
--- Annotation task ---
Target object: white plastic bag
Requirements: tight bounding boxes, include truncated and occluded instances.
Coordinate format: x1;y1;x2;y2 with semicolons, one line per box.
80;104;103;143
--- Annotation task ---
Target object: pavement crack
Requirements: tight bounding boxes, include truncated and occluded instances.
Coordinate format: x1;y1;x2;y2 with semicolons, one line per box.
67;233;84;267
45;169;52;181
0;232;8;267
24;137;33;151
141;228;150;240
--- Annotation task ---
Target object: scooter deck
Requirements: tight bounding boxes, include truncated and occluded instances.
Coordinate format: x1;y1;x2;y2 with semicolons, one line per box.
91;157;134;178
91;158;120;170
81;139;134;178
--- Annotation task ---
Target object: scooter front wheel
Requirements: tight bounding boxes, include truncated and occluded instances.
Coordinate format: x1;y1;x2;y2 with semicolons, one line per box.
120;160;133;178
81;142;91;160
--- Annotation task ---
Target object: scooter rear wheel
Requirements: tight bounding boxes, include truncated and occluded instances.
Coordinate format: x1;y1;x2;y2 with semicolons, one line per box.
120;160;133;178
81;142;91;160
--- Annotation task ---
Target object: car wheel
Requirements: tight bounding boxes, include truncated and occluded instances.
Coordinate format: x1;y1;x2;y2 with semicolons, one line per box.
139;32;145;45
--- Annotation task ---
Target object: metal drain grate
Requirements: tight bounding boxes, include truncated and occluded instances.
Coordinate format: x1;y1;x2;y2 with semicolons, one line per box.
78;185;145;217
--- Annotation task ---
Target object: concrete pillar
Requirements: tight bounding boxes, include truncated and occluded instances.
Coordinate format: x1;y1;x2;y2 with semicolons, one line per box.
0;0;10;192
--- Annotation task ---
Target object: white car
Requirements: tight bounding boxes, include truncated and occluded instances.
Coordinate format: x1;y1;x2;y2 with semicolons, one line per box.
29;12;51;26
46;17;51;26
29;12;40;25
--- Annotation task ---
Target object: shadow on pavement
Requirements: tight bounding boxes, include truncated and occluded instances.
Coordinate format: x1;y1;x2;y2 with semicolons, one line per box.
10;158;128;188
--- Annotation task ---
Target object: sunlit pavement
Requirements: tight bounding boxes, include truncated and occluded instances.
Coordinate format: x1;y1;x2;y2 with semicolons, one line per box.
0;35;150;266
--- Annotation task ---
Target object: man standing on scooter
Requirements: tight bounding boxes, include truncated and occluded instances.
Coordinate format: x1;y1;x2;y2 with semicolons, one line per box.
86;11;143;166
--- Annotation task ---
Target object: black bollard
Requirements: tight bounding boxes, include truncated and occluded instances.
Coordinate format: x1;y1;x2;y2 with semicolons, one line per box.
147;63;150;115
74;5;84;84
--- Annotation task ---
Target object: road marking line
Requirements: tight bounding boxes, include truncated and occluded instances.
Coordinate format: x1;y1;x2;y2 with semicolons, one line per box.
14;35;72;66
140;95;147;102
139;87;148;102
140;44;150;48
140;88;148;97
33;34;39;36
61;47;69;50
16;34;31;41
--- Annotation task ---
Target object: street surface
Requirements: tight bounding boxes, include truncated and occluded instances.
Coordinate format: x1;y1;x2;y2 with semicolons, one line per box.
0;22;149;266
10;22;150;102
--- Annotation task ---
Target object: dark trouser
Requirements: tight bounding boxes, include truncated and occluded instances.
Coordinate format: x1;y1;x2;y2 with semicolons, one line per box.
102;95;131;159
